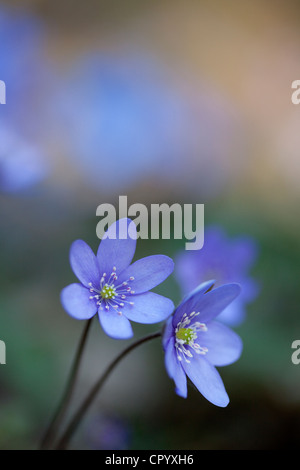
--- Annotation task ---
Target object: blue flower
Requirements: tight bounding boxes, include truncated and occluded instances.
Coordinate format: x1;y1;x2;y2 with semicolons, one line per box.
61;219;175;339
175;226;259;325
162;281;243;407
85;413;131;450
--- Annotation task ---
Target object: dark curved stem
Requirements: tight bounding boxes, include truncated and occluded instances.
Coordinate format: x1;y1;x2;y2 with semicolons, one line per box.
55;330;162;450
40;318;93;450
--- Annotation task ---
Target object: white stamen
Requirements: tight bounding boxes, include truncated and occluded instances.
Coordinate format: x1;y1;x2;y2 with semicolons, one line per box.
174;311;208;363
88;267;138;314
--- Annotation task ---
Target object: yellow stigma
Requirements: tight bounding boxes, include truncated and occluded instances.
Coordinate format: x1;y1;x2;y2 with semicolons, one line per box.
100;284;116;299
176;327;194;345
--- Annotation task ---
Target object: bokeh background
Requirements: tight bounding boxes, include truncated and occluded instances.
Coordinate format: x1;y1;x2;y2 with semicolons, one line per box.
1;0;300;450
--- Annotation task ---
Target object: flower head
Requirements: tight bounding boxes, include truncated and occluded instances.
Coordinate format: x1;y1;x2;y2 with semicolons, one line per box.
175;226;259;325
61;219;175;339
162;281;243;407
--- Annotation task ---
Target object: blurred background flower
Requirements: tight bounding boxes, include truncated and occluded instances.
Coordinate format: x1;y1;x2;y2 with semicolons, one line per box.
0;0;300;451
175;226;260;325
55;51;248;197
0;121;48;193
0;5;52;191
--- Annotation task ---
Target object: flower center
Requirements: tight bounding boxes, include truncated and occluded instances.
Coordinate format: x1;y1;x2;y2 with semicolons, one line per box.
175;311;208;363
101;284;116;299
176;327;195;345
88;267;135;316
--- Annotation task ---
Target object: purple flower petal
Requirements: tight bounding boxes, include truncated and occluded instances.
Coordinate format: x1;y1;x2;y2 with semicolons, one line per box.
180;280;215;305
241;277;260;302
61;283;97;320
70;240;100;288
182;356;229;407
121;292;174;324
216;297;246;326
97;218;137;276
117;255;174;294
98;308;133;339
200;321;243;366
230;236;259;273
165;338;187;398
173;283;241;327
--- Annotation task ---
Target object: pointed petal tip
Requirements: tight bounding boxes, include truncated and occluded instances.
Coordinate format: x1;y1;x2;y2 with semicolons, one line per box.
226;282;242;298
175;386;188;399
182;279;216;303
69;238;89;252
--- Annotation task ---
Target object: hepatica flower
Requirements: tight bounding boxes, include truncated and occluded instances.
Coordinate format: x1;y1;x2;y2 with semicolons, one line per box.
162;281;243;407
61;219;175;339
175;226;259;325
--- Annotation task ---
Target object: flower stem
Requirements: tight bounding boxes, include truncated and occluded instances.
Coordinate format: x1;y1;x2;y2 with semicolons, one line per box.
55;330;162;450
40;318;93;450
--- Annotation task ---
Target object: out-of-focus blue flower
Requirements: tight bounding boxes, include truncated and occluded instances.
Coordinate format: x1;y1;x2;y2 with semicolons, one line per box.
59;54;187;191
175;226;259;326
162;281;243;407
59;53;247;195
61;218;175;339
0;122;47;193
0;6;48;132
